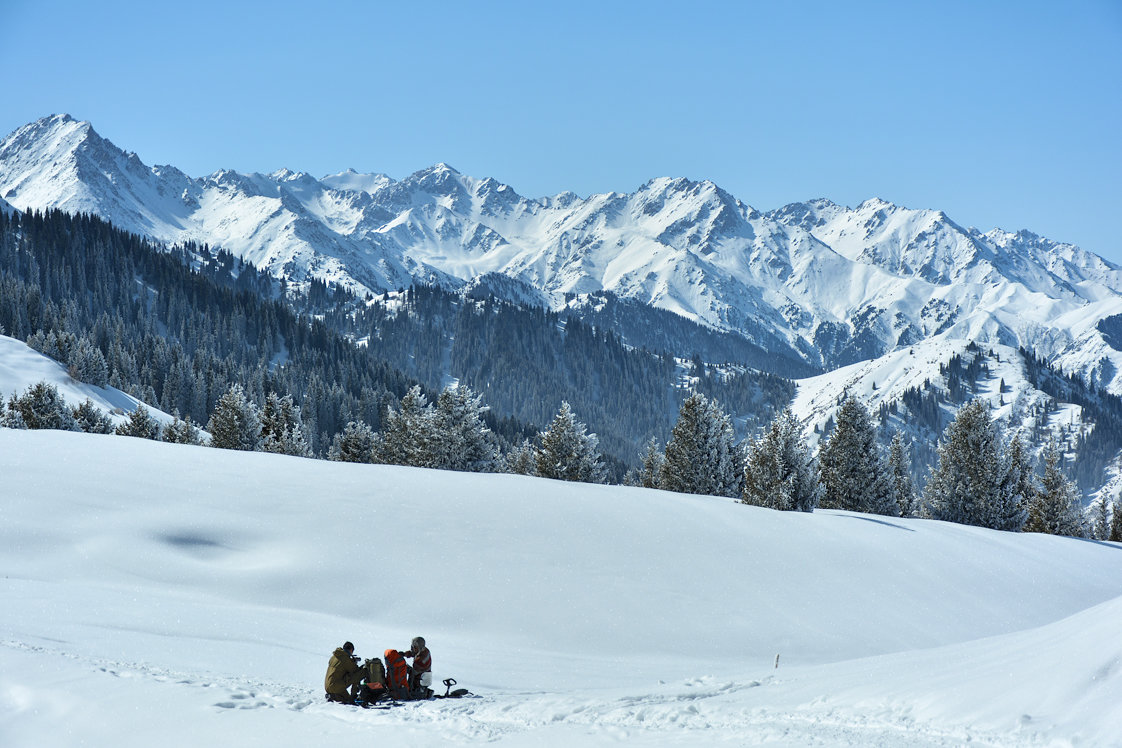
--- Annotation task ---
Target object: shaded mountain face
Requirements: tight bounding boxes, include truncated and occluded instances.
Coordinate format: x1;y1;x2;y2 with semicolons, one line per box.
4;114;1122;391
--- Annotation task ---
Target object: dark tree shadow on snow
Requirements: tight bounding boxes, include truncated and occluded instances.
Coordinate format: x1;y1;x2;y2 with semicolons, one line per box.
831;514;915;532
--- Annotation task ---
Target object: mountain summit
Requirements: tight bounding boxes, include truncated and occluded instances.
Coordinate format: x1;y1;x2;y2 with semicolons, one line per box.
4;114;1122;393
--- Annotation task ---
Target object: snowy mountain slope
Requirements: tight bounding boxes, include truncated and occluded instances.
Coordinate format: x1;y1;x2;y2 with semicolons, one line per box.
0;334;172;428
788;332;1122;508
791;337;1038;441
5;114;1122;394
1;429;1120;746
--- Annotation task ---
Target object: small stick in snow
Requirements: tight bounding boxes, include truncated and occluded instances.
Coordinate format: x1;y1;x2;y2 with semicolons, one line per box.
774;654;780;669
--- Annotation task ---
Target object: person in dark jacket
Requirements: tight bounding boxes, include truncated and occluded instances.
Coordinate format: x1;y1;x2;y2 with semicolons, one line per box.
324;641;364;702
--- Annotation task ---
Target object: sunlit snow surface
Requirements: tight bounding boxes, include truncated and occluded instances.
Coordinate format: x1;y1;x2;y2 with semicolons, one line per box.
1;427;1120;747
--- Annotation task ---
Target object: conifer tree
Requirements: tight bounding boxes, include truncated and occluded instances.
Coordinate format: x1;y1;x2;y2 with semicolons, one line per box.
996;433;1033;532
638;437;665;489
1111;494;1122;542
1092;495;1112;541
1025;439;1086;537
1;397;27;429
68;338;109;387
72;398;114;434
207;384;261;451
431;384;498;472
535;401;606;483
1;403;26;426
8;382;78;431
373;385;437;467
260;392;312;457
888;431;916;517
161;413;204;445
328;421;377;463
741;408;819;511
116;403;161;440
660;393;741;498
924;399;1012;528
819;395;897;515
501;439;536;476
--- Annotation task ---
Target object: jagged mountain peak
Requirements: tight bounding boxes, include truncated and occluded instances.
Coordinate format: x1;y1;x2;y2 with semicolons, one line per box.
855;196;898;211
270;167;316;183
320;169;394;195
409;161;461;180
396;162;472;199
0;113;96;165
10;112;90;141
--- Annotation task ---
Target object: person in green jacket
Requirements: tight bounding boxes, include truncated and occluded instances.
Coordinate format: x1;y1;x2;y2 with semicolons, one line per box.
324;641;364;702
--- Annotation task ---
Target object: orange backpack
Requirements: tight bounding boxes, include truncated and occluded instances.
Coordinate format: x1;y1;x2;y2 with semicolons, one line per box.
384;649;410;697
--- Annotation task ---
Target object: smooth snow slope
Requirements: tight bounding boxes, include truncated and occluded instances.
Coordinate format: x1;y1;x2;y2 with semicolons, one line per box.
0;334;172;428
1;430;1120;746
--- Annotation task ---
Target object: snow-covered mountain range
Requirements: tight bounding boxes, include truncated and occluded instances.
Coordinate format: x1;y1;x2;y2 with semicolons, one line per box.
7;113;1122;503
4;114;1121;392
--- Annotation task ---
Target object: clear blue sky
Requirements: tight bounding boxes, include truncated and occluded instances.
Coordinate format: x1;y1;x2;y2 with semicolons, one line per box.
3;0;1121;260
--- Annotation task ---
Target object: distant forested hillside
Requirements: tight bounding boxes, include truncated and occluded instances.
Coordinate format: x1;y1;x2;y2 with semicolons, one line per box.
326;284;796;460
0;209;795;468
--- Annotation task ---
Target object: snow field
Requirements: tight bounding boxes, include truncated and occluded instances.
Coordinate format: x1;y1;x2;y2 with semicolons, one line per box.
2;429;1121;746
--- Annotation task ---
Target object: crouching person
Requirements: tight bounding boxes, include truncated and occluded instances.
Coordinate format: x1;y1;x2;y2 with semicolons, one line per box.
324;641;364;703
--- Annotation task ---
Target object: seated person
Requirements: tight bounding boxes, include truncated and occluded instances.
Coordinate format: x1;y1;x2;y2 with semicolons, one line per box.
403;636;432;696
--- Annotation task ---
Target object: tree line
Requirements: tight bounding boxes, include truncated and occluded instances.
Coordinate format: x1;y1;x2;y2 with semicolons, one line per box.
6;374;1117;541
637;392;1120;541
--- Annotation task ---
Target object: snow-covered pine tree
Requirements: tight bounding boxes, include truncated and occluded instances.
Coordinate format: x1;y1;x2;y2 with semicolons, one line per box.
161;412;204;445
115;403;160;439
431;384;498;472
28;329;78;365
659;393;741;498
638;437;665;489
1092;495;1112;541
741;408;819;511
504;438;538;476
8;382;78;431
68;338;109;387
373;385;437;467
328;421;376;463
1024;438;1086;537
818;395;897;515
924;399;1012;528
996;432;1033;532
72;398;114;434
207;384;261;451
888;431;916;517
260;392;312;457
1;397;27;429
535;401;607;483
1111;494;1122;542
